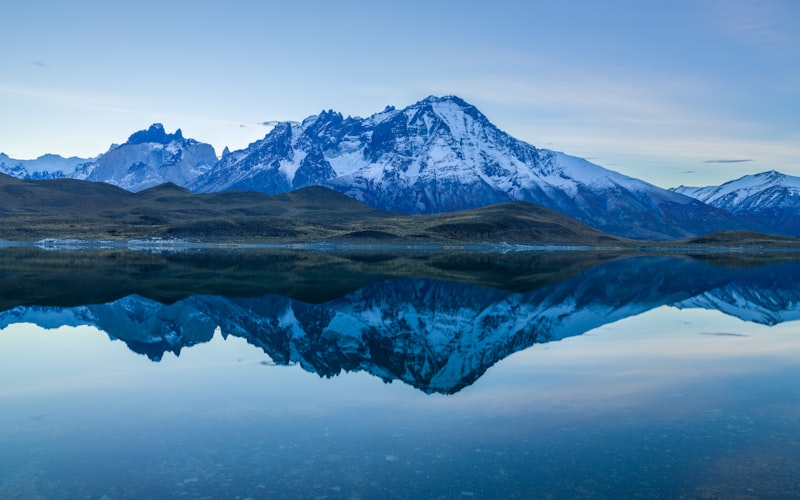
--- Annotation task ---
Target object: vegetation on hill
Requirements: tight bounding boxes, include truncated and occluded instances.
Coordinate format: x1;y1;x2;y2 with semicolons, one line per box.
0;174;628;245
1;174;799;250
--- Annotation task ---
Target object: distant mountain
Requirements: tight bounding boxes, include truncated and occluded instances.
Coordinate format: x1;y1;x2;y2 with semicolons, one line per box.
191;95;745;240
71;123;218;192
0;152;89;179
671;170;800;236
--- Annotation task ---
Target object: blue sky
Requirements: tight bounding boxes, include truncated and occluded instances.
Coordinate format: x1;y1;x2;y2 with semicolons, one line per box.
1;0;798;188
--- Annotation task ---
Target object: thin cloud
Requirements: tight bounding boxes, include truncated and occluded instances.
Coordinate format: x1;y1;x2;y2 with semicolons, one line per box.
703;159;753;163
700;332;750;337
0;85;137;115
711;0;798;52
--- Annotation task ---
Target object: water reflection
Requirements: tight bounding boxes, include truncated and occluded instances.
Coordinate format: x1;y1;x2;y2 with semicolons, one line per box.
2;250;800;393
2;250;800;498
2;302;799;498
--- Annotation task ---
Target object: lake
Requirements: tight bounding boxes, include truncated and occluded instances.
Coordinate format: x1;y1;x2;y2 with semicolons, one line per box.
0;248;799;499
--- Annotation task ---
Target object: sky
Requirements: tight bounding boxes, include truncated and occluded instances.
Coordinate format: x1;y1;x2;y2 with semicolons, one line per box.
1;0;798;188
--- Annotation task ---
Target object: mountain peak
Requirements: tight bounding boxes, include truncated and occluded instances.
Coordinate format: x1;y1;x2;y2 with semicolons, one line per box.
126;123;185;146
411;95;489;130
302;109;345;128
757;169;784;180
671;170;800;235
69;123;217;192
418;95;470;107
721;170;798;190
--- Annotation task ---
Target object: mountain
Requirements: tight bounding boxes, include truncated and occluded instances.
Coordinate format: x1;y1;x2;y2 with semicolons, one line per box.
2;125;217;191
2;97;759;239
0;152;89;179
671;170;800;236
192;95;745;240
71;123;218;192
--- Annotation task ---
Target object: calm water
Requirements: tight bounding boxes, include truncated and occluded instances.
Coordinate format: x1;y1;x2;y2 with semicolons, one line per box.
1;249;799;499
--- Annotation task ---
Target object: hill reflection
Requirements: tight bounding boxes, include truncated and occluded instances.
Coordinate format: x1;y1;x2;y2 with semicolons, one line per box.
1;249;799;393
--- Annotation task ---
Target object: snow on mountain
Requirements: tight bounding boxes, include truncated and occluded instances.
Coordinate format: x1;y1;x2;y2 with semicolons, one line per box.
2;96;756;238
192;95;743;240
671;171;800;235
672;170;800;211
0;152;89;179
71;124;218;192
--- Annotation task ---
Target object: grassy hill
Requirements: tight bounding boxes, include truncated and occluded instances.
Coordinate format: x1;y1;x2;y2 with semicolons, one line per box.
676;230;800;248
2;174;799;249
0;174;628;246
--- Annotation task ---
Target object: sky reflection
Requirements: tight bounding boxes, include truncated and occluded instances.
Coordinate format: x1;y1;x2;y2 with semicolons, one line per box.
1;304;799;498
477;306;799;393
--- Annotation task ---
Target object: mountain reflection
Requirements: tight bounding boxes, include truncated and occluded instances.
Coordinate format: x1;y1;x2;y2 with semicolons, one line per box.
1;250;800;394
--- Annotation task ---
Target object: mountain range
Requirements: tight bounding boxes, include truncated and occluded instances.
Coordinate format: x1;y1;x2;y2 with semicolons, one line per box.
2;253;799;394
2;96;797;239
672;170;800;236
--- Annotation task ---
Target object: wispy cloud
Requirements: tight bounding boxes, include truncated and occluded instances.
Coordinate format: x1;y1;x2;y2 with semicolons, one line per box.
710;0;798;52
703;159;753;163
0;85;137;115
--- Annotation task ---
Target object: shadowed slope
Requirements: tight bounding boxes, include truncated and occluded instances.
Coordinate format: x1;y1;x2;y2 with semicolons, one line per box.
0;174;628;245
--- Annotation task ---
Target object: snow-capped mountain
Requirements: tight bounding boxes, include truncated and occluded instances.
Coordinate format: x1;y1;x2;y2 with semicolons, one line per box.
4;256;797;393
2;97;755;239
191;96;743;240
0;152;89;179
671;170;800;236
71;123;218;192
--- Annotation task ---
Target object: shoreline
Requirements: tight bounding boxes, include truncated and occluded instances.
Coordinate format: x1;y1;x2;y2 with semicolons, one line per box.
2;237;800;255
